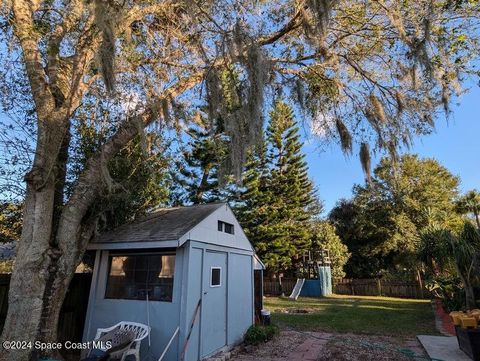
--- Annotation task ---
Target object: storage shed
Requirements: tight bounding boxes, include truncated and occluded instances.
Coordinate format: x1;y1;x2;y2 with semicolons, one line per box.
83;202;264;361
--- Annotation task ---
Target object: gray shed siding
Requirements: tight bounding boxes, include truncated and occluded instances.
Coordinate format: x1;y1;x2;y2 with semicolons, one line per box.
179;245;203;361
227;252;253;345
181;241;254;360
82;203;258;361
83;248;184;361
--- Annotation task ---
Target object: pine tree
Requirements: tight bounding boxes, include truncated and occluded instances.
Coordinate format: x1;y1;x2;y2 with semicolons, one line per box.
263;101;316;270
172;66;241;205
236;101;316;273
171;117;228;205
234;141;271;249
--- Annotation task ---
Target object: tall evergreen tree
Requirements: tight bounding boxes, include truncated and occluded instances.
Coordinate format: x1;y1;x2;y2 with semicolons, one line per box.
234;140;271;253
236;101;316;272
171;117;228;205
172;66;241;205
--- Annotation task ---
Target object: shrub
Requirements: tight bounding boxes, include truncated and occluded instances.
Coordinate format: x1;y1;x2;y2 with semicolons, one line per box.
425;275;465;312
244;324;279;345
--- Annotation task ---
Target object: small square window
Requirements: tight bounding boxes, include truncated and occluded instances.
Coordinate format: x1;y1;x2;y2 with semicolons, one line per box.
210;267;221;287
224;223;234;234
218;220;234;235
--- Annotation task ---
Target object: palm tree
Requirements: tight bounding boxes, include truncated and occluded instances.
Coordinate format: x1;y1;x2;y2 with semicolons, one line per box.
421;221;480;309
457;190;480;229
451;222;480;309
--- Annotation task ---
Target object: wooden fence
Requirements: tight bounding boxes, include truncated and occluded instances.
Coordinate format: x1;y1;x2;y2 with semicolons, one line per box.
0;273;92;344
263;278;298;296
264;277;429;299
0;275;10;329
333;278;428;299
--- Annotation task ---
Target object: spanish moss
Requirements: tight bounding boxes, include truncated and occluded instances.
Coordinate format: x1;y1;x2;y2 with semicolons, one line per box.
95;0;116;93
207;42;269;181
369;94;386;124
360;142;372;185
335;118;352;154
306;0;336;39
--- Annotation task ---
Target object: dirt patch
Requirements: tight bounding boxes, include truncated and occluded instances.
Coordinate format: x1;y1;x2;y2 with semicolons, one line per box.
317;334;427;361
286;309;310;314
232;331;309;360
231;331;427;361
274;308;311;314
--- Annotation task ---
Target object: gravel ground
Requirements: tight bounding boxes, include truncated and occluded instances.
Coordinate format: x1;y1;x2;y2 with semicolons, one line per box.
317;333;427;361
231;331;428;361
231;331;309;360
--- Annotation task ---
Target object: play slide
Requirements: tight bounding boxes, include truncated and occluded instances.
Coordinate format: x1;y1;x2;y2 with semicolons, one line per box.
288;278;305;300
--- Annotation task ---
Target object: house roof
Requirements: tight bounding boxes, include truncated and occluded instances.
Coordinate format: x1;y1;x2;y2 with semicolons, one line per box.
92;202;225;245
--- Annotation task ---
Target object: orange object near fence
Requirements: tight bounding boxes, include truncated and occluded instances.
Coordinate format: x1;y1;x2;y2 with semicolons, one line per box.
449;311;480;329
461;317;478;329
451;314;464;326
470;312;480;321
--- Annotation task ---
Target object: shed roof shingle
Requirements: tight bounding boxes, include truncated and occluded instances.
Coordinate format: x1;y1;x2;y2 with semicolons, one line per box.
93;202;225;244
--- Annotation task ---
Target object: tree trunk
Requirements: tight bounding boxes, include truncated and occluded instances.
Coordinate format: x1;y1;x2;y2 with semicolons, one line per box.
416;268;424;299
465;282;477;310
474;210;480;230
0;113;76;361
0;181;65;360
1;1;198;352
0;105;153;360
0;182;97;361
1;240;79;361
456;264;477;310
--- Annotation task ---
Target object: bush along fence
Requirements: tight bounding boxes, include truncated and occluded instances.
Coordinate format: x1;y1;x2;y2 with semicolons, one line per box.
263;278;430;299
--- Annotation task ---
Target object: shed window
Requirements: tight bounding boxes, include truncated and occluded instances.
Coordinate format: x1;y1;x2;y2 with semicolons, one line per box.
224;223;234;234
210;267;221;287
105;253;175;302
218;220;234;235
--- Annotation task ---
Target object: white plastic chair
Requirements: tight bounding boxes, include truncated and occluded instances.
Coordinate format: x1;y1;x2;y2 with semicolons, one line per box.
95;321;150;361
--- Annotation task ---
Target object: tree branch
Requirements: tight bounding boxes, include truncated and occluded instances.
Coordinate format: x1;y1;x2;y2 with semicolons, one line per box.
258;7;304;46
12;0;55;115
55;71;204;262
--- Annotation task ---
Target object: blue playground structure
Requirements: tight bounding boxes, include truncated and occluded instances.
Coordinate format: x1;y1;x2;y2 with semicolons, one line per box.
288;249;332;299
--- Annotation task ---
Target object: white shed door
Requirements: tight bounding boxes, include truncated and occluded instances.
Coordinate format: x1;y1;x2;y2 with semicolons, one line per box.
201;250;227;357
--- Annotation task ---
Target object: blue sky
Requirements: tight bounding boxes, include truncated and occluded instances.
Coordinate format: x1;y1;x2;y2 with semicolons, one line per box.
304;85;480;214
1;82;478;210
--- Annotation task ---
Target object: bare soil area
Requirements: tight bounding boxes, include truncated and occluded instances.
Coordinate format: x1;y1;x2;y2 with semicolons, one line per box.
231;331;309;361
317;333;427;361
231;331;428;361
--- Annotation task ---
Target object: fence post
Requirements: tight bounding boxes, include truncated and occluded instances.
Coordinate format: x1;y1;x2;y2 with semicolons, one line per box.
416;269;424;299
377;279;382;296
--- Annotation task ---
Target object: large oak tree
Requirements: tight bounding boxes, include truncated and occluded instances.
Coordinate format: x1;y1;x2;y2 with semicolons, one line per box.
0;0;479;359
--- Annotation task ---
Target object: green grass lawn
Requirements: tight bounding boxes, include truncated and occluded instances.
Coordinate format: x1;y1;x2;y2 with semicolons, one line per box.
265;295;439;337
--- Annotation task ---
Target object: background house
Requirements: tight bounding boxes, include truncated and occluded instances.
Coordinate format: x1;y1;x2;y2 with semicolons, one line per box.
83;202;264;361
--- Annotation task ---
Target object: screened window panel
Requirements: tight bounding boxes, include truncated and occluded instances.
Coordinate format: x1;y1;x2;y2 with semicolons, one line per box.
105;254;175;302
